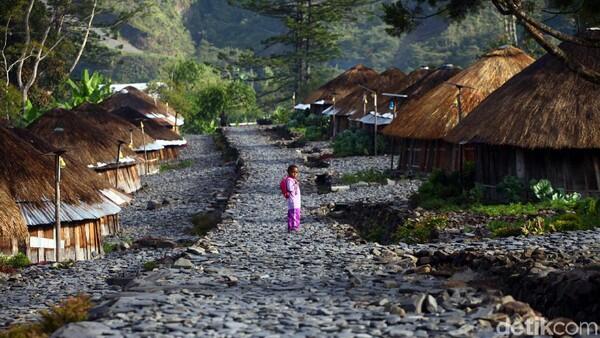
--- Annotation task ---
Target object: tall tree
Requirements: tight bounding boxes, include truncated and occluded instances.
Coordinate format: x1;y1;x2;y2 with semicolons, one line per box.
382;0;600;83
229;0;370;103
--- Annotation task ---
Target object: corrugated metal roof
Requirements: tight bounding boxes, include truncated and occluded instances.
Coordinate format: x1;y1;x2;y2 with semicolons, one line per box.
156;139;187;146
100;189;132;206
359;112;394;125
133;142;164;152
18;197;121;226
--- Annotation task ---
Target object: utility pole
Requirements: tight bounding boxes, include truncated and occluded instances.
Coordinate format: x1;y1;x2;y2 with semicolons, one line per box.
373;92;378;156
446;82;475;186
140;121;149;174
382;93;408;170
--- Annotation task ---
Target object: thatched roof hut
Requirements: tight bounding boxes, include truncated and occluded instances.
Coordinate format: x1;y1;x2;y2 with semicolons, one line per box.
73;103;160;151
28;109;137;168
444;31;600;194
383;46;535;140
328;67;406;118
348;67;433;122
110;106;185;144
101;86;183;128
304;64;380;104
445;41;600;149
377;65;461;115
0;181;27;243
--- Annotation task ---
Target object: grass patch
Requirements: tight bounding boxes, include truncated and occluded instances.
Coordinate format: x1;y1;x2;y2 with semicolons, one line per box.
159;159;193;172
0;253;31;272
341;169;389;185
102;242;117;254
392;215;448;244
0;295;92;337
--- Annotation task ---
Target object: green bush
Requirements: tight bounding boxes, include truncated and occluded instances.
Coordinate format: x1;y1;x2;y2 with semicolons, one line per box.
393;215;448;244
411;167;475;210
341;169;389;185
497;176;525;203
143;261;159;271
272;106;293;124
0;253;31;270
487;219;524;237
333;129;385;157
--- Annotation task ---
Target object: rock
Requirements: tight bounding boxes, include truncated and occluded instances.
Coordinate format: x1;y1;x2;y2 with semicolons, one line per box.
146;200;161;210
384;304;406;317
331;185;351;192
500;301;535;317
173;258;194;269
51;322;122;338
186;246;206;255
133;237;178;249
386;179;396;186
424;295;438;313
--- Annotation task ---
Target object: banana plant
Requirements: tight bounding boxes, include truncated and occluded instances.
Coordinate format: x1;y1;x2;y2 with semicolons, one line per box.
59;69;112;109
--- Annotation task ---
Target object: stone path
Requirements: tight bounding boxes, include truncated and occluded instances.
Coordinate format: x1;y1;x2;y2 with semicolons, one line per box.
0;135;235;328
59;126;507;338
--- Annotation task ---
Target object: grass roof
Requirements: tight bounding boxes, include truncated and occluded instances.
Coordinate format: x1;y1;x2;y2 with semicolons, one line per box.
304;64;380;104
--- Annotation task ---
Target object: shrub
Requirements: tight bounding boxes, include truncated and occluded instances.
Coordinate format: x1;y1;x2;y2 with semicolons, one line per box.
333;129;385;157
393;215;448;244
487;219;524;237
143;261;158;271
341;169;389;185
0;253;31;270
497;176;525;203
411;168;474;210
530;179;581;205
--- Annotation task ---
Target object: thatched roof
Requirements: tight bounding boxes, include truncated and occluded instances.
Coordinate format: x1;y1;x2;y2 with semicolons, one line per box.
109;107;183;142
445;36;600;149
382;46;534;140
330;67;406;117
28;108;137;166
349;67;433;121
73;103;158;150
304;64;380;104
0;126;105;205
101;86;179;127
0;181;27;241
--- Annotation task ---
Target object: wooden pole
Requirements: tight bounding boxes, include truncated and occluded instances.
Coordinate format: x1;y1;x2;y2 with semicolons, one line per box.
373;93;378;156
390;138;395;170
593;157;600;192
140;121;148;174
54;152;62;262
115;141;124;189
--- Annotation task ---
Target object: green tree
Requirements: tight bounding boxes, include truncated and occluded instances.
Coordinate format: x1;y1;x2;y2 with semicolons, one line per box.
382;0;600;83
57;69;112;109
229;0;371;103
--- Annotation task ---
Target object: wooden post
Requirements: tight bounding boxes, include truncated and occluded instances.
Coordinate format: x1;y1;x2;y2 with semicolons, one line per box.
593;157;600;192
54;151;63;262
373;93;378;156
390;138;395;170
140;121;149;174
115;141;124;189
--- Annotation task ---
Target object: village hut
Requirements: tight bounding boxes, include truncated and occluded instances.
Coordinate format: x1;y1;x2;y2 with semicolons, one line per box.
28;109;142;194
109;106;187;161
101;86;184;133
0;182;27;256
324;67;404;135
304;64;380;115
349;66;434;130
445;31;600;195
382;46;534;173
0;126;121;262
74;103;165;175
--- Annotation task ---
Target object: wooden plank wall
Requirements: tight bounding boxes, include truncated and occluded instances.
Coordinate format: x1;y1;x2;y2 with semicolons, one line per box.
27;220;103;263
98;166;142;193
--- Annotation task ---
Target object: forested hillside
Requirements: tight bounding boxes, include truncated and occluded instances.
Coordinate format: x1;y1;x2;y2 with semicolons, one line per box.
91;0;510;83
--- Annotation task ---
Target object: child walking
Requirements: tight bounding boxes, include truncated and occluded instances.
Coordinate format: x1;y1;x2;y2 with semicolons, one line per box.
284;165;301;232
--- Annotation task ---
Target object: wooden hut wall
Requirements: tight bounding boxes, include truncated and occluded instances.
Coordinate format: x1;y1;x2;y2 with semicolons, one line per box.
394;139;475;173
0;237;21;256
101;214;120;236
159;146;180;162
476;145;600;195
334;116;351;135
136;151;161;175
97;165;142;194
27;220;103;263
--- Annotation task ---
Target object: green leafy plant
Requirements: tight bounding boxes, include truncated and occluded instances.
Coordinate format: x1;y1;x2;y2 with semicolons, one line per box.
0;253;31;270
341;169;390;185
143;261;158;271
58;70;112;109
487;219;524;237
333;129;385;157
497;176;525;203
393;215;448;244
530;179;581;205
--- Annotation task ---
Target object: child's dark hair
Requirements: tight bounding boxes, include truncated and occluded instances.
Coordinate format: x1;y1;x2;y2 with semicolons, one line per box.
287;164;299;175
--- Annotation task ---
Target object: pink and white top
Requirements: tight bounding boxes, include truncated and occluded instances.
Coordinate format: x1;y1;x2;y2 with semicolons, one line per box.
286;177;301;210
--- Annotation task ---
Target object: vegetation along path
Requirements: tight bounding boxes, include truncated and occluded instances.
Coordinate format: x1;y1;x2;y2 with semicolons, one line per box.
47;125;532;338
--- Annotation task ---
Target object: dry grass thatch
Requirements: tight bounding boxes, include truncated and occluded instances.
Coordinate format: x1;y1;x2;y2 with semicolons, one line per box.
74;103;157;149
109;107;182;141
445;37;600;149
349;67;433;121
0;180;27;241
332;67;406;117
0;126;104;205
383;46;534;140
28;108;137;165
304;64;380;104
101;86;177;126
378;65;462;115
